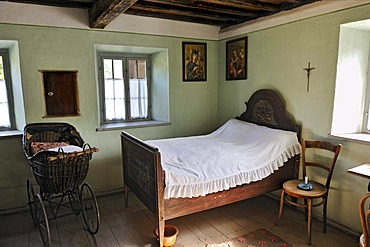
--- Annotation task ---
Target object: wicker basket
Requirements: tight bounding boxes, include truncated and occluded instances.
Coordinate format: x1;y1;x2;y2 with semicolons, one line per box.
23;123;96;195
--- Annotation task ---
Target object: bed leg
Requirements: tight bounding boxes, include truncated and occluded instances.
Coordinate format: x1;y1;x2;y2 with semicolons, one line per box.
275;189;285;226
124;185;129;207
158;218;165;247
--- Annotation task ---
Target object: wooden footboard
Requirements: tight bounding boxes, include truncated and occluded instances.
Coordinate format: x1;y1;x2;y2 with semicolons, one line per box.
121;131;166;246
121;132;163;215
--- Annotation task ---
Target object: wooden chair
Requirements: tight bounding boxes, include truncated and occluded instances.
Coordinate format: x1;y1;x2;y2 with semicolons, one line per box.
359;192;370;247
275;139;342;245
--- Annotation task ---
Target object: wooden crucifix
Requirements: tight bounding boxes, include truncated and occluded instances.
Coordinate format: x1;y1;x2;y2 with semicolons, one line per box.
303;62;315;92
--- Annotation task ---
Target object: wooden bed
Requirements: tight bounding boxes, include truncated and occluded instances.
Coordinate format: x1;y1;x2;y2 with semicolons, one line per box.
120;89;301;247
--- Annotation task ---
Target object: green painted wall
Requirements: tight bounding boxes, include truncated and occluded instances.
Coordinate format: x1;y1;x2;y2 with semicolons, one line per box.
0;24;218;210
218;4;370;232
2;3;370;234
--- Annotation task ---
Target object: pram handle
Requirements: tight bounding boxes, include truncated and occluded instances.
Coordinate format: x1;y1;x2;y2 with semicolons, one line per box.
47;147;100;161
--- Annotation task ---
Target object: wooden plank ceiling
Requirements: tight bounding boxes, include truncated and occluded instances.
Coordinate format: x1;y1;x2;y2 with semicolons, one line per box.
1;0;321;29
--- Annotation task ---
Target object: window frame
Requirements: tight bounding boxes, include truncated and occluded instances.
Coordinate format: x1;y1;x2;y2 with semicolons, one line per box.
362;59;370;133
0;49;15;131
98;52;152;124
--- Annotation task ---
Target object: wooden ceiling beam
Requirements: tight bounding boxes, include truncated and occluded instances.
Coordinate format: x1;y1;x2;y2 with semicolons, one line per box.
257;0;300;4
125;2;253;28
89;0;137;29
141;0;277;12
125;8;230;26
139;0;257;18
141;0;258;17
192;0;278;11
129;4;246;23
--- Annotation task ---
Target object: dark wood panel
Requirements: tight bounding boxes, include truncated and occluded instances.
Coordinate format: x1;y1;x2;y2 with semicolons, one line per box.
42;71;80;117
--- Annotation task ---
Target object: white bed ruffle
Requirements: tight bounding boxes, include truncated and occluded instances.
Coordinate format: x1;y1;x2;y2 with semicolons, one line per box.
145;119;301;199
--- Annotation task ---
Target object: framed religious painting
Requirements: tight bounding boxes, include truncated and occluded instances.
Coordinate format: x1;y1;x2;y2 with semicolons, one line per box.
226;37;248;81
182;42;207;82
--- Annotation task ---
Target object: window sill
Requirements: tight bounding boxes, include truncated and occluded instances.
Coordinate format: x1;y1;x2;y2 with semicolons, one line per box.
329;133;370;145
96;120;171;131
0;130;23;139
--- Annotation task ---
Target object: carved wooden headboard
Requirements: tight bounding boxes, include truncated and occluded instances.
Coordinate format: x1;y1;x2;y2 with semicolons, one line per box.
236;89;300;135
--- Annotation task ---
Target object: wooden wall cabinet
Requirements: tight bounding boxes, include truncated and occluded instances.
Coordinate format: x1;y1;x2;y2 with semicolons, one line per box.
41;70;80;117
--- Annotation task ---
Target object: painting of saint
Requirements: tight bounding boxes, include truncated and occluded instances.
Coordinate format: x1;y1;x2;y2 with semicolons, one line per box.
183;42;207;81
226;37;247;80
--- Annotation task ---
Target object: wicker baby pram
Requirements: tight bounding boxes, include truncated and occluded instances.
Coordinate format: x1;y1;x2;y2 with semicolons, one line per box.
23;122;100;247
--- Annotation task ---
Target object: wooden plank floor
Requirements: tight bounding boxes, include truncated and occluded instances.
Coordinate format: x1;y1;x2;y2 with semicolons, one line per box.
0;192;358;247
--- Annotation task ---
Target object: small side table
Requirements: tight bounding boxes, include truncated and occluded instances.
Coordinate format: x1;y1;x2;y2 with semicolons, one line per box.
348;163;370;191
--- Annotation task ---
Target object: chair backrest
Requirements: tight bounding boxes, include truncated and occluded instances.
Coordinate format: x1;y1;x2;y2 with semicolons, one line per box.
301;139;342;190
360;193;370;247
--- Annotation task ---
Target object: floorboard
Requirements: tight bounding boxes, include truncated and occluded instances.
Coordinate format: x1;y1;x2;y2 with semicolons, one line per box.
198;209;246;238
0;192;359;247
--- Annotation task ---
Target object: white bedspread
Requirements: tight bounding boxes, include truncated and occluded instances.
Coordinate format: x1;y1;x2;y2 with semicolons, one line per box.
145;119;301;199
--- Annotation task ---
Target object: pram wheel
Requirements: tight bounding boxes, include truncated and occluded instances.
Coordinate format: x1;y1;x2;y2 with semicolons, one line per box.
27;179;37;226
80;183;100;234
35;193;51;247
68;187;81;215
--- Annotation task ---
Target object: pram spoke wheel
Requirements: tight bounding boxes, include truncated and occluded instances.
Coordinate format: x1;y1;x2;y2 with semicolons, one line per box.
27;179;37;226
68;187;81;215
80;183;100;234
35;193;51;247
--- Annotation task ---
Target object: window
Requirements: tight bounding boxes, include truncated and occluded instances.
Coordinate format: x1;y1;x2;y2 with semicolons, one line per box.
98;53;150;123
331;20;370;142
95;45;169;131
0;49;15;130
